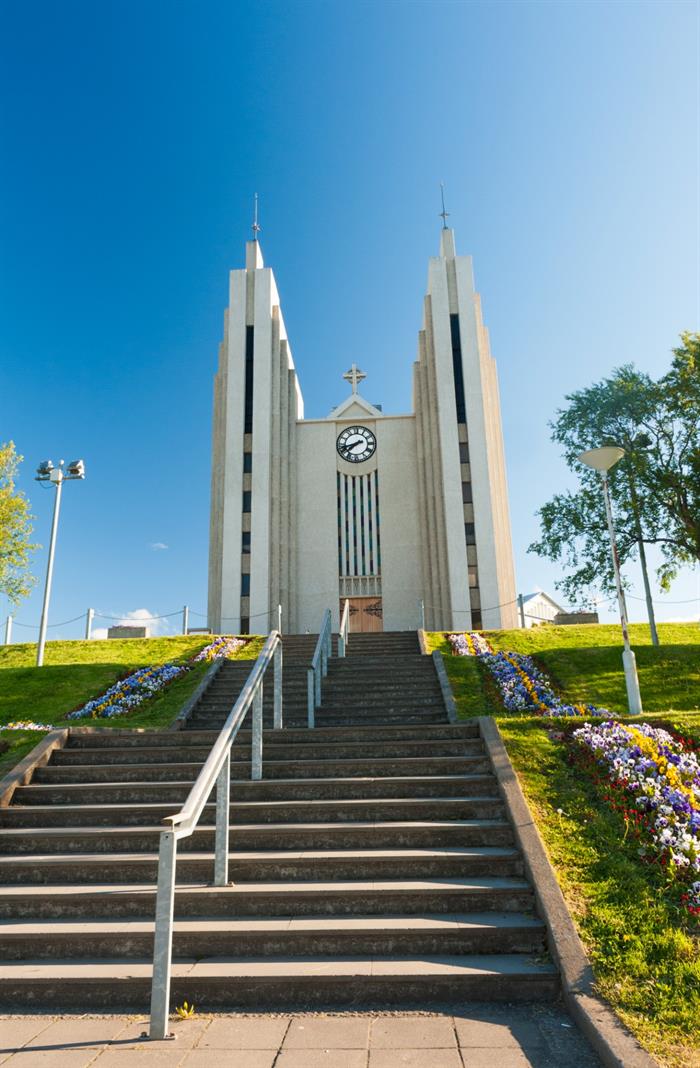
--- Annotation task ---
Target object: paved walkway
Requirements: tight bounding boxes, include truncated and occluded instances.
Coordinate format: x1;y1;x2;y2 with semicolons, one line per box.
0;1005;602;1066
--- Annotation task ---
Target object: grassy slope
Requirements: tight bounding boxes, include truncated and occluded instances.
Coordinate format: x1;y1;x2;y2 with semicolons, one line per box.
429;622;700;1068
0;636;262;778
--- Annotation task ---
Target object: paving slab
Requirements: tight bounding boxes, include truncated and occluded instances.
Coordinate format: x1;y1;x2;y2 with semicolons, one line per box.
22;1018;126;1049
370;1016;457;1048
180;1052;275;1068
197;1015;289;1048
275;1051;367;1068
0;1018;53;1053
283;1017;370;1048
369;1052;462;1068
2;1050;105;1068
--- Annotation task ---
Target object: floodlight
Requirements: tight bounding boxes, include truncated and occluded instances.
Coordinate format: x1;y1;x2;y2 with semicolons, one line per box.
36;460;54;478
67;459;85;479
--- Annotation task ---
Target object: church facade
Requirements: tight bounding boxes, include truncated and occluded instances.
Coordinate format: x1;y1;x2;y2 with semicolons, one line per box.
207;227;518;635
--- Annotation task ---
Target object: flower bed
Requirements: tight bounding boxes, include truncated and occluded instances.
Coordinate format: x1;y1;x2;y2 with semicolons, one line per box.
192;635;247;662
66;663;188;720
448;631;608;718
3;720;53;732
571;720;700;917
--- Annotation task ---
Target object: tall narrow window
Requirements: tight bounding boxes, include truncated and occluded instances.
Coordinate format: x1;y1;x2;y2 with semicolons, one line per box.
241;573;251;597
242;491;252;513
243;326;254;434
450;314;466;424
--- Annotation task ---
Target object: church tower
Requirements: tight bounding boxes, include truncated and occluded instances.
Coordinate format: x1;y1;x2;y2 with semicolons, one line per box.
413;228;517;631
208;238;303;635
208;224;517;635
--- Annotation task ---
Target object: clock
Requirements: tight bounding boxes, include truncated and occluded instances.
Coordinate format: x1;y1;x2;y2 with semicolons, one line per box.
336;425;377;463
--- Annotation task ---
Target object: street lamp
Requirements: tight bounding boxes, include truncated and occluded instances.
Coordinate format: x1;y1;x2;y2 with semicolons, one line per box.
35;459;86;667
577;445;642;715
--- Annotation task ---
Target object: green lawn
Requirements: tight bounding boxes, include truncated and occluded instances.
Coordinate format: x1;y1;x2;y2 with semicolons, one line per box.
427;622;700;736
0;636;262;778
428;622;700;1068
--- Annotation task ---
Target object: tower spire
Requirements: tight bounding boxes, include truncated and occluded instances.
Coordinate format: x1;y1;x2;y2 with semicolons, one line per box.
252;193;261;241
439;183;450;229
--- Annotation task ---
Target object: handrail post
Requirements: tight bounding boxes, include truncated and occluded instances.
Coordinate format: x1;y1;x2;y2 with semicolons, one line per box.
214;751;230;886
338;599;349;658
315;659;321;707
307;668;315;728
273;643;283;729
149;829;178;1040
252;681;263;780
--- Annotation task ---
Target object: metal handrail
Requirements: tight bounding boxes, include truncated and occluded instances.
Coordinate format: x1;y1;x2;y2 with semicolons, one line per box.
148;631;283;1040
306;608;332;727
338;598;350;657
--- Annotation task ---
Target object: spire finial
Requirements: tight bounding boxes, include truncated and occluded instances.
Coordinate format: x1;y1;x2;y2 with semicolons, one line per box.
252;193;261;241
439;183;450;229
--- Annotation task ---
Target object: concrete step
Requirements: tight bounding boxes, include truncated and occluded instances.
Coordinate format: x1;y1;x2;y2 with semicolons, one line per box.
33;755;485;783
0;954;558;1010
187;713;450;730
1;912;546;960
0;797;505;828
0;872;532;916
14;774;497;806
0;819;514;855
52;740;484;766
32;751;485;786
0;849;526;887
65;723;478;748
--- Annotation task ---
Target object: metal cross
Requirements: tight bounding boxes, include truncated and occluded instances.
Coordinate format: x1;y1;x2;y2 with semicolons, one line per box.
439;183;450;229
343;364;367;394
252;193;261;240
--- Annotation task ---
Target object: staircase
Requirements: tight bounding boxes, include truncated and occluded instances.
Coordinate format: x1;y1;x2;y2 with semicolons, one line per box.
0;631;557;1009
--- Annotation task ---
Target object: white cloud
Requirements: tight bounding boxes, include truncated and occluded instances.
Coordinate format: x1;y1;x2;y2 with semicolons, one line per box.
149;542;169;551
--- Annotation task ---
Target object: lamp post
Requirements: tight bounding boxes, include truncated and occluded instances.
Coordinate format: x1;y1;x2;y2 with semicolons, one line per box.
35;459;86;667
577;446;642;715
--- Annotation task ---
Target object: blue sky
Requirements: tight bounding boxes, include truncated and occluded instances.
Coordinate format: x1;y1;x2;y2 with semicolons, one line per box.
1;0;698;639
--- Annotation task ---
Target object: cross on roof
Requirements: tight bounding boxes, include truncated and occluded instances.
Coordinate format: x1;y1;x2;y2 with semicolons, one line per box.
343;364;367;395
439;182;450;229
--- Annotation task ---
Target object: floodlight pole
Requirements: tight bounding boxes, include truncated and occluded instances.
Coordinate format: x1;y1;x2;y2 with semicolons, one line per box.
600;470;642;715
577;446;643;717
36;470;64;667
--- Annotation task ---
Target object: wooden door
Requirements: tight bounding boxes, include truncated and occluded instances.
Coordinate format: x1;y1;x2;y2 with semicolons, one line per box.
345;597;383;633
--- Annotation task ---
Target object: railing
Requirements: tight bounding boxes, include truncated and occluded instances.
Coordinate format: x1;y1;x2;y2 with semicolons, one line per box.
148;630;283;1040
338;598;350;657
306;608;332;728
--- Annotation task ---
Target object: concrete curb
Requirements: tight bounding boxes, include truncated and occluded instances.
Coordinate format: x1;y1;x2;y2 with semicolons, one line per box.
432;651;458;724
170;657;225;730
0;729;69;807
478;715;659;1068
417;629;429;655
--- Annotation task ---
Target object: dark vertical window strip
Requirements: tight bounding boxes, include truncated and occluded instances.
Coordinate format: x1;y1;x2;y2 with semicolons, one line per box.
352;476;358;575
375;473;381;572
243;325;255;434
336;471;342;574
360;476;366;575
450;314;467;424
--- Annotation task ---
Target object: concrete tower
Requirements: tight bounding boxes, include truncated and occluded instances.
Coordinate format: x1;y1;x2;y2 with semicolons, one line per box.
413;228;518;631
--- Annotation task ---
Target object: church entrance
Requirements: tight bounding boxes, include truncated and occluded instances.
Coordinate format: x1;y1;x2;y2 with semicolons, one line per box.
345;597;384;633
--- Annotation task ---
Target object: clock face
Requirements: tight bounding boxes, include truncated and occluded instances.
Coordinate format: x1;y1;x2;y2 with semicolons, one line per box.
336;425;377;464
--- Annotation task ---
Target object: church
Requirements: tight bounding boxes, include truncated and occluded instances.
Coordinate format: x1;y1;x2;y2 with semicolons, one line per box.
207;223;518;635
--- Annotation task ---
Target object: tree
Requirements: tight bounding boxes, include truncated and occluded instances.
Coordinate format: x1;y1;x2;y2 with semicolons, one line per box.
529;335;700;643
0;442;37;605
